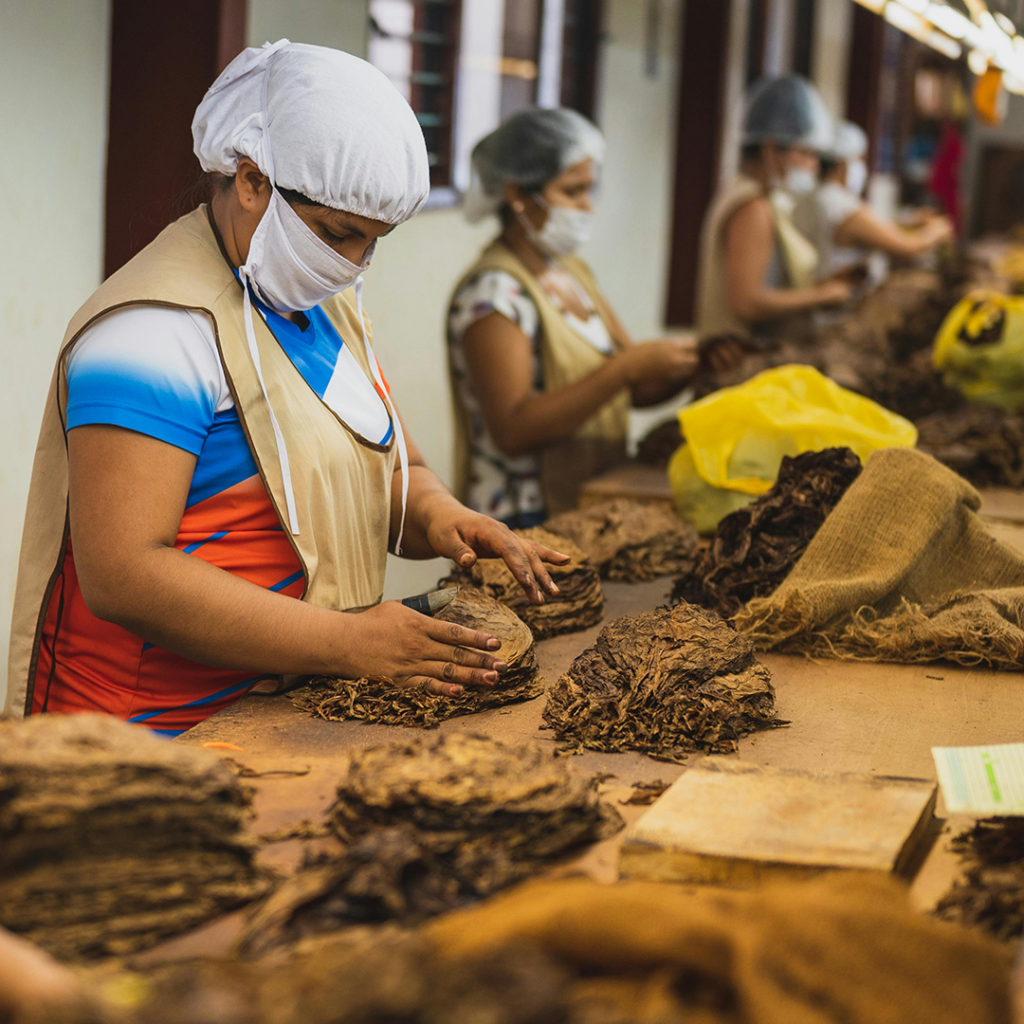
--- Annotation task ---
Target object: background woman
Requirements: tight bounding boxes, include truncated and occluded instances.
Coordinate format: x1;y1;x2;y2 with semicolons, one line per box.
449;107;738;525
7;42;564;730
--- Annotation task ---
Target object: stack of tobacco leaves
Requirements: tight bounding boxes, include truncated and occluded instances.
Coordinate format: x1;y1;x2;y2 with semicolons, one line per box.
237;733;622;954
635;418;683;467
916;405;1024;488
293;587;542;728
442;526;604;639
544;603;782;762
545;498;700;582
671;448;863;617
936;818;1024;942
858;350;969;422
0;714;269;962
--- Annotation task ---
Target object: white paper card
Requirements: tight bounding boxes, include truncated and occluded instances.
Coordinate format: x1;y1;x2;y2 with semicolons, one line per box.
932;743;1024;815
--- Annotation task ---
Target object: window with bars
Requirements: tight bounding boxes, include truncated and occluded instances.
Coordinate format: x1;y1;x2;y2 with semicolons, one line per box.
369;0;603;194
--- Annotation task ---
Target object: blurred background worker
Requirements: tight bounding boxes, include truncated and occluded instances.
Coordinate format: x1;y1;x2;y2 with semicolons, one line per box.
794;120;956;279
696;75;852;339
448;108;742;526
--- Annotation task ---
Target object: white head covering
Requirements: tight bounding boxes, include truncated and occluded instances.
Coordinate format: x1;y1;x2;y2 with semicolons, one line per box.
828;120;869;163
193;40;429;224
463;107;605;223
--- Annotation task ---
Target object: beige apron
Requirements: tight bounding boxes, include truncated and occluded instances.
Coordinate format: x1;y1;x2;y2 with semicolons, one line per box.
6;206;396;717
696;175;819;338
450;241;629;516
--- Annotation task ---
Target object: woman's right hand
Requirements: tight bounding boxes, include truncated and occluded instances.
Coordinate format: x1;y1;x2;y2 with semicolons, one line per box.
618;339;700;387
339;601;507;697
814;278;854;307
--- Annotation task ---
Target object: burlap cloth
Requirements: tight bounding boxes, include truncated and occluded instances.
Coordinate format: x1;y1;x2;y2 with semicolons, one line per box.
735;447;1024;668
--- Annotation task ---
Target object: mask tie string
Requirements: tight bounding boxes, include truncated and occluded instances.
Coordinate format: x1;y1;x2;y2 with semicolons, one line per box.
355;276;409;555
238;255;301;535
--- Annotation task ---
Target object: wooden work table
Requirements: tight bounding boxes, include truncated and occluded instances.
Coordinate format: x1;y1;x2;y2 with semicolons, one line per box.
146;479;1024;964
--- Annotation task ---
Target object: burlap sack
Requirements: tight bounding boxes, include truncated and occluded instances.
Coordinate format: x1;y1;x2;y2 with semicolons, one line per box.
735;447;1024;668
426;874;1011;1024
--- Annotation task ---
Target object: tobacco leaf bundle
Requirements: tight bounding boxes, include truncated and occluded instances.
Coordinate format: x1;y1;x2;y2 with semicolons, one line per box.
442;527;604;639
0;714;269;961
672;448;863;617
936;817;1024;942
544;603;782;762
293;588;542;728
635;418;683;468
916;405;1024;488
237;733;622;954
545;498;700;582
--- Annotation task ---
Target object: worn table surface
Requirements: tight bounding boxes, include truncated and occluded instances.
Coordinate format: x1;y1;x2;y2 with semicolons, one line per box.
157;530;1024;964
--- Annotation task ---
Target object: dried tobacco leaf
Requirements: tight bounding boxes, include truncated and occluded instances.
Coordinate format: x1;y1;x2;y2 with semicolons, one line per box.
544;604;782;762
671;448;863;617
936;817;1024;942
293;588;543;728
0;714;269;962
635;419;683;468
545;498;700;582
916;405;1024;488
442;527;604;639
237;733;622;954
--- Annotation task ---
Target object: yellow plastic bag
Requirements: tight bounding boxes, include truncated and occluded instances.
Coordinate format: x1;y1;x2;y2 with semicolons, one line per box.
669;365;917;534
933;291;1024;412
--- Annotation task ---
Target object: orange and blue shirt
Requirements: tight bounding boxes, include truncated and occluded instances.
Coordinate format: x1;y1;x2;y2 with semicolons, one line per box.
33;290;391;735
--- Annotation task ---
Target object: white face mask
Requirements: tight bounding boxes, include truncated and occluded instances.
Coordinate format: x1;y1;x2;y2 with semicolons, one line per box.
783;166;818;196
518;197;593;257
246;189;373;313
846;159;868;198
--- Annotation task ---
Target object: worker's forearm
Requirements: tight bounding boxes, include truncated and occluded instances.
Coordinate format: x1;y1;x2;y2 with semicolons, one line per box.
389;463;461;559
630;376;688;407
486;358;630;458
84;546;358;676
734;286;831;322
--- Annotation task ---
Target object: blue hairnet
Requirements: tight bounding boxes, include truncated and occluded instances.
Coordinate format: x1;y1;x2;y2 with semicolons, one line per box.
743;75;834;152
463;107;605;223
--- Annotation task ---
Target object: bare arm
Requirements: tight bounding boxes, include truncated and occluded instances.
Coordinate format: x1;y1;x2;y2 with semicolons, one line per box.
461;313;696;459
725;197;851;322
68;425;506;696
836;207;953;260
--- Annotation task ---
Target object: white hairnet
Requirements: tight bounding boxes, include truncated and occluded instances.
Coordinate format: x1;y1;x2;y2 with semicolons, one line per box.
193;40;430;226
829;120;868;162
463;107;606;223
743;75;834;152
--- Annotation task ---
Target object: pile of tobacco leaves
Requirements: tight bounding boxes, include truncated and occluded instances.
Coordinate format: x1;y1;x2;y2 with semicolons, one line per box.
293;588;542;728
544;603;783;762
545;498;700;582
237;733;622;954
441;526;604;639
917;405;1024;488
936;817;1024;942
0;714;269;961
635;419;683;468
671;448;863;617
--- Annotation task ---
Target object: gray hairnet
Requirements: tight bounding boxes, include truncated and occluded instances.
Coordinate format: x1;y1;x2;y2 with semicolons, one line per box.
828;120;868;162
463;107;605;223
743;75;834;152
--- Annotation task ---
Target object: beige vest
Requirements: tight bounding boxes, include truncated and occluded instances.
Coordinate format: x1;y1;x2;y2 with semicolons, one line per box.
695;175;819;338
450;241;629;515
6;206;396;717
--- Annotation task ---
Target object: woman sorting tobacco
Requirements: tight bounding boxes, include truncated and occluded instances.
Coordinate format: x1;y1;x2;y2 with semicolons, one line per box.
6;42;565;734
448;107;742;527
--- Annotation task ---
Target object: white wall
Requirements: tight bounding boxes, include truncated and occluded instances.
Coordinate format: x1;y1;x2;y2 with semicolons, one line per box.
247;0;369;53
812;0;852;118
0;0;111;707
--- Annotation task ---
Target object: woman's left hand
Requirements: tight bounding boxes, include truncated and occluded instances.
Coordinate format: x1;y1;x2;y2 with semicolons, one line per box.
426;504;570;605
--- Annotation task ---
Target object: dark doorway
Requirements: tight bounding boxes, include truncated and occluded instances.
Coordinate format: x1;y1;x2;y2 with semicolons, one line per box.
845;3;886;171
104;0;246;278
664;0;732;326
